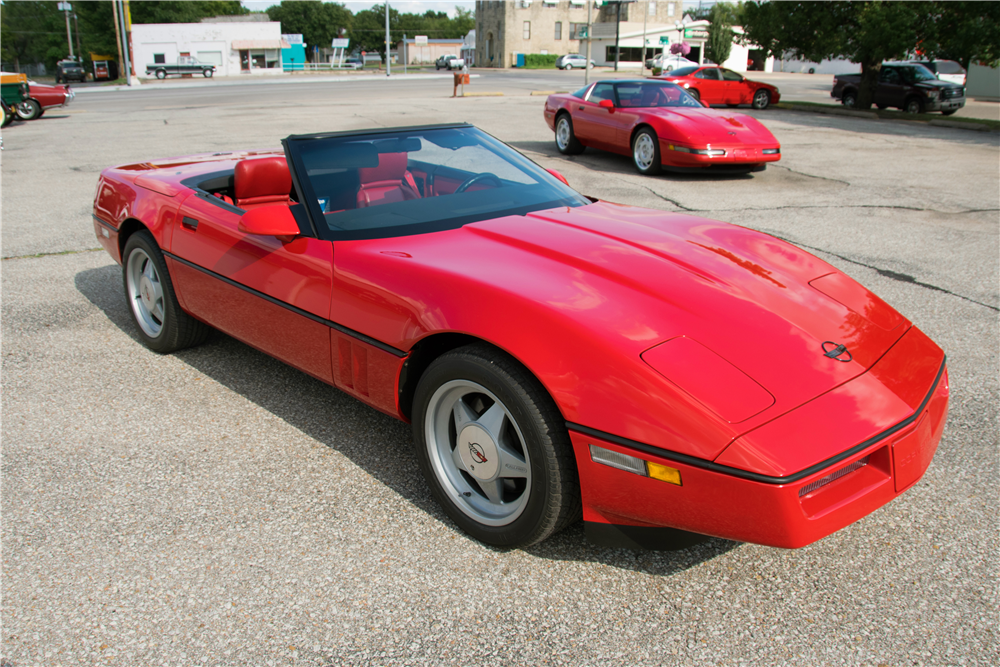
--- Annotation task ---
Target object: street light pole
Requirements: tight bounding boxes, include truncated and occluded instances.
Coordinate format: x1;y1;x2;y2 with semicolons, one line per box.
58;2;74;59
385;2;391;77
584;0;592;85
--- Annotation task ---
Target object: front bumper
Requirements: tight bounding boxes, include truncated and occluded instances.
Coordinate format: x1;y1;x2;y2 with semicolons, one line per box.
571;327;949;549
925;95;965;112
660;141;781;168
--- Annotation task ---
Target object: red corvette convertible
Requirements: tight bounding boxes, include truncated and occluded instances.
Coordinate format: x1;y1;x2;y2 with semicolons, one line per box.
544;80;781;175
93;124;948;551
658;65;781;109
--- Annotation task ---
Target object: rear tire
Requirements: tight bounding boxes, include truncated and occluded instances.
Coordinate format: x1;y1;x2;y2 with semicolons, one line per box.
412;344;581;548
842;90;857;108
122;231;209;353
204;69;213;78
554;113;584;155
687;88;700;101
15;99;41;121
565;63;574;70
155;69;166;80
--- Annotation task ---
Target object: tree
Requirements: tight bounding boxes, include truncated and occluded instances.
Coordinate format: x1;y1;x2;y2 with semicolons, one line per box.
130;1;247;24
267;0;351;61
1;1;73;71
349;4;400;59
742;1;923;109
705;3;735;65
916;1;1000;70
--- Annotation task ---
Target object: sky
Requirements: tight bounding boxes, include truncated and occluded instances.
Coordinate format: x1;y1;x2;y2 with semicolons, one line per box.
240;1;476;18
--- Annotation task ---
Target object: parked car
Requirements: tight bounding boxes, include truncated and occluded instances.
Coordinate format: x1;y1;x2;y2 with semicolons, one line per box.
343;56;364;70
13;80;75;120
908;59;967;85
91;123;948;551
145;55;215;79
831;63;965;114
556;54;595;70
645;54;696;72
55;59;87;84
1;72;29;125
658;65;780;109
545;79;781;174
435;54;459;70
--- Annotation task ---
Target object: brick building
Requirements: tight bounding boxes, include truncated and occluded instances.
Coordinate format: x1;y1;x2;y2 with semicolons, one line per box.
475;0;683;69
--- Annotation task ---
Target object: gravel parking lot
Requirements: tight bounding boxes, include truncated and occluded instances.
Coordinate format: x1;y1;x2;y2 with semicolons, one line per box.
2;80;997;666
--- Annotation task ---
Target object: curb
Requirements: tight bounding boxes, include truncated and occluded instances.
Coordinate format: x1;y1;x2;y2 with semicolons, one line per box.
530;90;569;96
461;92;504;97
928;119;991;132
73;72;475;94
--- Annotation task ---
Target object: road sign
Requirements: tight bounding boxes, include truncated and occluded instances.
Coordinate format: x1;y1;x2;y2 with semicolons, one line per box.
659;36;670;44
415;35;428;44
578;26;589;38
332;38;350;48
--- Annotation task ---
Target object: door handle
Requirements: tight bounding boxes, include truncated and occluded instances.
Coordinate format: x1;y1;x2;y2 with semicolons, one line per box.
182;216;199;230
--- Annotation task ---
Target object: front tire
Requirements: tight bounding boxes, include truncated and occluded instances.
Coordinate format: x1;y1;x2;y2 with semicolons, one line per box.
632;127;661;175
565;63;574;70
122;231;209;353
904;97;924;114
412;344;580;548
751;89;771;110
15;99;41;121
554;113;584;155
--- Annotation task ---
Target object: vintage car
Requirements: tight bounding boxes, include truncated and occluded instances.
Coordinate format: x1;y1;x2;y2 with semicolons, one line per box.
657;65;780;109
544;79;782;174
1;72;29;127
146;55;216;79
92;124;948;551
13;79;75;120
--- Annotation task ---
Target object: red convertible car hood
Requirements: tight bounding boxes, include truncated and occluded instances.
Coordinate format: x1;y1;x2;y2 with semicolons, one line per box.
457;201;908;428
651;108;776;144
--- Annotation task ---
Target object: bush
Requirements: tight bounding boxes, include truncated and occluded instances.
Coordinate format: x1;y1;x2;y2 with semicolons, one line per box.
524;54;559;69
652;66;663;76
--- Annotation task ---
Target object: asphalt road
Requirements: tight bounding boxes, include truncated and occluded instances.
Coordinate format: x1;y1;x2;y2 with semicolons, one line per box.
2;79;998;666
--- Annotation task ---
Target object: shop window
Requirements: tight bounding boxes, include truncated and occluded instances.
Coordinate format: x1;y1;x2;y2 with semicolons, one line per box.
523;21;531;40
570;23;587;39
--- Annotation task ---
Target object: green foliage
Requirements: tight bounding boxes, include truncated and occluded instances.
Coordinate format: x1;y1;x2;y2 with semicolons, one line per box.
130;1;247;24
742;1;923;109
705;3;735;65
349;4;399;58
524;54;558;69
916;1;1000;70
1;1;73;71
267;0;351;60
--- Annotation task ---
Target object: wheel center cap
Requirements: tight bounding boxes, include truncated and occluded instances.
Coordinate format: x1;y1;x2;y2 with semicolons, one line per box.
139;276;154;309
458;424;500;481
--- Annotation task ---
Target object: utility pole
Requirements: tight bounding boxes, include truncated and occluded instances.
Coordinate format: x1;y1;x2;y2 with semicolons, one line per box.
403;34;407;75
584;0;593;85
112;0;124;81
614;1;621;72
73;10;83;64
385;2;391;77
58;2;74;58
641;0;648;72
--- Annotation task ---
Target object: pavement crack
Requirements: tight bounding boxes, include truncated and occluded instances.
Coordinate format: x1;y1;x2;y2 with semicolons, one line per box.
622;178;697;211
2;248;104;261
771;164;850;185
776;237;999;312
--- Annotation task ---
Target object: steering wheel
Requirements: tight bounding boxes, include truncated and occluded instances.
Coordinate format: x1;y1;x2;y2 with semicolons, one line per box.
454;172;502;194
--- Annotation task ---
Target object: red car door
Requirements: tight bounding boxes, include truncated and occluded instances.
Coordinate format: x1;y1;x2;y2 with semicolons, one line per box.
720;68;749;104
691;68;725;104
572;81;620;151
169;194;336;384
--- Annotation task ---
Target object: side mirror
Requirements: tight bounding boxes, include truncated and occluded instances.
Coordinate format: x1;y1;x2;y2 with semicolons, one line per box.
599;99;615;110
239;204;299;239
546;168;570;186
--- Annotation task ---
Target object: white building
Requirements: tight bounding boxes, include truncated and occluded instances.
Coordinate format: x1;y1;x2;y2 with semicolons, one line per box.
131;20;288;77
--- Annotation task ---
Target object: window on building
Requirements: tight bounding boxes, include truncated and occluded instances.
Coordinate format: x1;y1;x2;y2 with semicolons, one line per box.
649;1;657;16
250;49;281;69
555;22;562;40
570;23;587;39
153;54;165;64
543;0;558;5
668;2;675;17
524;21;531;40
606;46;648;62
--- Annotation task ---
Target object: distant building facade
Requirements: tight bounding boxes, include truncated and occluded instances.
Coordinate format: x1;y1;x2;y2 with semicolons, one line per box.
131;19;288;77
395;38;467;65
475;0;682;69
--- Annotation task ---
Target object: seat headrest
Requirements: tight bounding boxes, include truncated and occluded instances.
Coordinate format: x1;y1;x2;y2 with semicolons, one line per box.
359;152;408;184
234;157;291;200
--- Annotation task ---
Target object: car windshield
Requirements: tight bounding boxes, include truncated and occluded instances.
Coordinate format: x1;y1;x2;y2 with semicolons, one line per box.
614;81;703;108
899;64;937;83
668;66;699;77
285;126;590;241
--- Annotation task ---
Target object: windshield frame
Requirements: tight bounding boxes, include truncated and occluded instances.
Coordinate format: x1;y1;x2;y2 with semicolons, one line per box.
282;123;590;242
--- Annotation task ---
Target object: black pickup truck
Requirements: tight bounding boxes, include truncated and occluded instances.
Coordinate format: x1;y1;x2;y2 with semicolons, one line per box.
146;56;216;80
831;62;965;115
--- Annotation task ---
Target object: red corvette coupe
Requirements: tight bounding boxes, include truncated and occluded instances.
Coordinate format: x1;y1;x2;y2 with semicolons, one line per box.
544;80;781;175
93;124;948;551
658;65;781;109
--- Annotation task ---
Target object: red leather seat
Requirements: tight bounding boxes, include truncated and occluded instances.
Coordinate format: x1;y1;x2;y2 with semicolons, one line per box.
234;157;292;210
357;152;420;208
